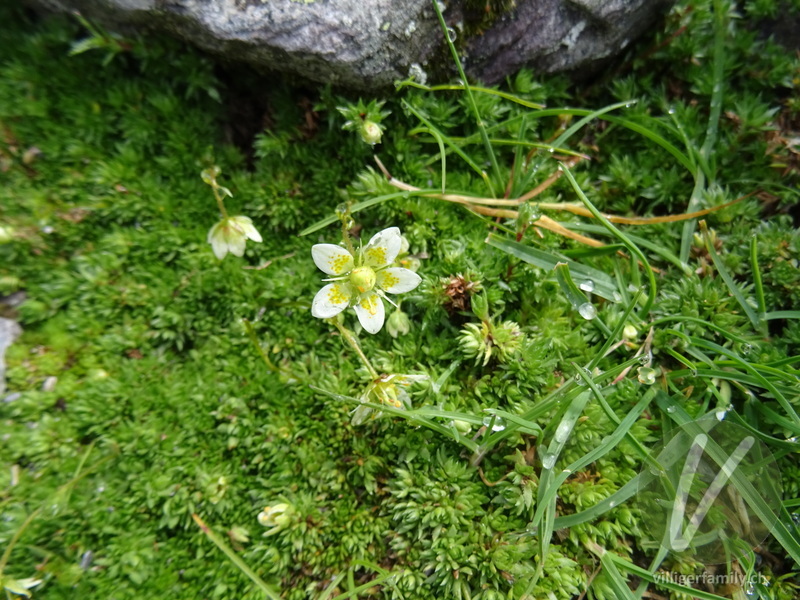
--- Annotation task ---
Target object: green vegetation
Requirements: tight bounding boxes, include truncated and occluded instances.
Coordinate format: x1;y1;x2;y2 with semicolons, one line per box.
1;1;799;599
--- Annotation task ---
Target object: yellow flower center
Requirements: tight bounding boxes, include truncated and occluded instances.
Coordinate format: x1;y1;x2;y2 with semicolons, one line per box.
350;267;376;293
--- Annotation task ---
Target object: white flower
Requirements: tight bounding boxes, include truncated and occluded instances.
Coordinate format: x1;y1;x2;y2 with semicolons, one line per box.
257;502;292;536
207;216;262;260
2;576;42;598
352;372;428;425
311;227;421;334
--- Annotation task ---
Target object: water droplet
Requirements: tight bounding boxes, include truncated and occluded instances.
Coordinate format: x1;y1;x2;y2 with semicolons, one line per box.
609;500;617;508
579;279;595;293
542;453;557;470
624;102;634;108
787;437;798;443
446;27;457;42
547;147;555;153
578;302;596;320
482;416;506;432
613;291;622;302
574;367;592;386
791;512;800;525
715;408;728;421
554;421;572;443
667;107;676;115
744;582;757;599
741;343;753;356
666;405;677;414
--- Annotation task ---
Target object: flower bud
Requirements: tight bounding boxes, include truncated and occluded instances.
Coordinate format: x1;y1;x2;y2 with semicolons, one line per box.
452;419;472;434
386;309;411;338
622;324;638;340
360;120;383;145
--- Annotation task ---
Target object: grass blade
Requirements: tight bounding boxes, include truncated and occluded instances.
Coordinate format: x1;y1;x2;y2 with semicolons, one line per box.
486;233;619;302
192;513;282;600
560;164;657;315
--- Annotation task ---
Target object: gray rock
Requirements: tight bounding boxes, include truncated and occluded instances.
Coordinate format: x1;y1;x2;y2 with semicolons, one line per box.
30;0;673;89
0;317;22;396
465;0;675;84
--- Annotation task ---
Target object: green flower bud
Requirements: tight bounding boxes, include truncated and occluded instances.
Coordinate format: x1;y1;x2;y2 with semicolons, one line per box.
386;309;411;338
360;120;383;145
452;419;472;434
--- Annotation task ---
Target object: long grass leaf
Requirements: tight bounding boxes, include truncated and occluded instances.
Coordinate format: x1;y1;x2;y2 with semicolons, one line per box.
430;0;501;187
655;396;800;565
560;165;658;315
486;234;619;302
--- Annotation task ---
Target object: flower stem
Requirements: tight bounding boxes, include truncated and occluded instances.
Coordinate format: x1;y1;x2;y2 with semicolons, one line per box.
192;513;282;600
212;185;229;219
341;218;356;256
242;319;280;373
0;508;41;575
332;319;378;379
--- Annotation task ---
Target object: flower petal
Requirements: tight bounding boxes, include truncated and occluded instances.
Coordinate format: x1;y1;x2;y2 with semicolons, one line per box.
362;227;402;269
377;267;421;294
209;226;229;259
234;217;262;243
228;234;247;257
353;291;385;334
311;282;353;318
312;244;355;276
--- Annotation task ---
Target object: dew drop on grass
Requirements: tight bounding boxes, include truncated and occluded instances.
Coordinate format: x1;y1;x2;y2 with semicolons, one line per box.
446;27;457;42
554;421;572;443
791;512;800;524
542;453;556;470
579;279;595;292
578;302;596;320
666;405;677;414
744;582;757;599
482;416;506;431
715;408;728;421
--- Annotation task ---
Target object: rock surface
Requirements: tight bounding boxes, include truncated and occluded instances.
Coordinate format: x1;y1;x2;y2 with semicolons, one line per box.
0;317;22;396
30;0;674;89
